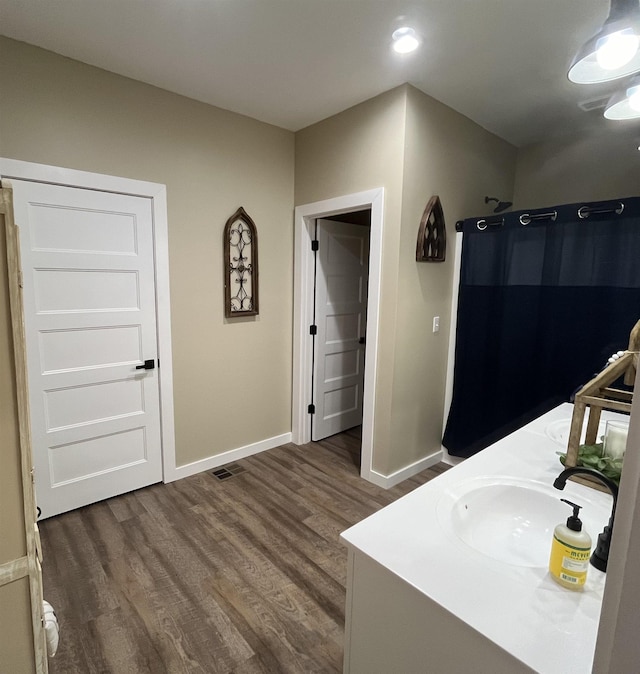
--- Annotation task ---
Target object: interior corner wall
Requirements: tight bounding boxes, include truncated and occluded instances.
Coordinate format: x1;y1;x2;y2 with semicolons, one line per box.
0;36;295;469
294;85;517;477
294;86;408;474
391;86;517;475
513;126;640;208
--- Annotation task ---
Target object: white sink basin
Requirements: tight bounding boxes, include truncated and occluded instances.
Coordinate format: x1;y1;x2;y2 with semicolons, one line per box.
545;418;606;447
437;477;608;568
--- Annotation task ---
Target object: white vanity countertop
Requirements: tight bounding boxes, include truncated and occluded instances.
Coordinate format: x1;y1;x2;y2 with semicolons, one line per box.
341;404;622;674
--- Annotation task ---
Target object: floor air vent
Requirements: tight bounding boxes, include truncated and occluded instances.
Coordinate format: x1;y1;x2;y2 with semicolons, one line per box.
212;463;246;480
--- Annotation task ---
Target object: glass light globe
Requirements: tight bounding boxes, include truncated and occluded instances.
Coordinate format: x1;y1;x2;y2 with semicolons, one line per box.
604;76;640;120
628;84;640;111
392;27;419;54
596;29;640;70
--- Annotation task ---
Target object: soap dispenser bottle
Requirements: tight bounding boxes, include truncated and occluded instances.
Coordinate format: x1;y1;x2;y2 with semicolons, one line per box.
549;499;592;590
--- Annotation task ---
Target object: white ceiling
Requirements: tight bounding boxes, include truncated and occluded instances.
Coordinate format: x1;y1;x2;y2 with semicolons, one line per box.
1;0;639;147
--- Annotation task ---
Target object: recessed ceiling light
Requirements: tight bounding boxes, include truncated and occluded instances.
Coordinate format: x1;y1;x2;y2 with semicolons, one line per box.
392;27;420;54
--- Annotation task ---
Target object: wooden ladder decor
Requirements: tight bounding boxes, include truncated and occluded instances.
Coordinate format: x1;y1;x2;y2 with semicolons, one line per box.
0;184;49;672
416;195;446;262
565;319;639;491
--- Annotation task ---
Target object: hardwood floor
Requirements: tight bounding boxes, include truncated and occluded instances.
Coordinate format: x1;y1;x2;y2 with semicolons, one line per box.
39;430;450;673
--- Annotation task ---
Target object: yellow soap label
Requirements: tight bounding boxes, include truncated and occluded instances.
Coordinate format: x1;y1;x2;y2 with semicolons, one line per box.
549;536;590;587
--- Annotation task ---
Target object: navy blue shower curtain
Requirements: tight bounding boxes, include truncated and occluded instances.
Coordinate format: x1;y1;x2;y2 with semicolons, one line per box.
443;196;640;458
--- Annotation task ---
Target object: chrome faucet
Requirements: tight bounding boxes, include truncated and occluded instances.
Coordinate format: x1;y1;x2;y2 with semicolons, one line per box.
553;466;619;572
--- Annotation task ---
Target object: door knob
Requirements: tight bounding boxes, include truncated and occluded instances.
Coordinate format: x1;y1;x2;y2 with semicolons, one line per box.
359;337;366;345
136;359;155;370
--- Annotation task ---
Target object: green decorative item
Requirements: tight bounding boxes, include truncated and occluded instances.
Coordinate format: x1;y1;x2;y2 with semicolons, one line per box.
558;440;623;486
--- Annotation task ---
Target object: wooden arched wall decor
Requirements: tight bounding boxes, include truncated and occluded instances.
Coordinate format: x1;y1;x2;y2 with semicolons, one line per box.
416;195;446;262
224;206;259;317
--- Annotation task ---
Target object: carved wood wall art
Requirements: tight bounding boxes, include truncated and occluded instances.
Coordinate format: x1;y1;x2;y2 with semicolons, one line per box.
416;195;446;262
224;207;259;317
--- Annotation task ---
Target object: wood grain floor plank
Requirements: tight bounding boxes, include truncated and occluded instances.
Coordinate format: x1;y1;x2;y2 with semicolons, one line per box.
91;607;169;674
195;480;348;625
211;569;335;674
193;498;346;628
107;489;149;523
40;429;449;673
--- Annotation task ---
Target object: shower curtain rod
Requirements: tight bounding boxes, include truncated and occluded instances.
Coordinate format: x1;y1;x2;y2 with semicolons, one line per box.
455;197;633;233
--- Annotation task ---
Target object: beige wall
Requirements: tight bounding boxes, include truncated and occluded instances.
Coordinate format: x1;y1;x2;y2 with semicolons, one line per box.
0;37;295;467
0;579;36;674
593;367;640;671
392;87;516;474
295;85;516;475
513;126;640;208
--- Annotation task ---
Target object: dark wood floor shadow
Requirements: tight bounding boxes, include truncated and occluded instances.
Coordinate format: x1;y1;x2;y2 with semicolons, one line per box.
39;432;450;674
314;425;362;471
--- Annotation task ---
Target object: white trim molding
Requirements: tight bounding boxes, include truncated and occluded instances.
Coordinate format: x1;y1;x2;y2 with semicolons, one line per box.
170;433;293;481
366;450;444;489
293;187;384;484
0;158;178;484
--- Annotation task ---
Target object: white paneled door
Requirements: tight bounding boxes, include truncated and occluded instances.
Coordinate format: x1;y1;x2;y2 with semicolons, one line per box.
312;219;369;441
11;180;163;518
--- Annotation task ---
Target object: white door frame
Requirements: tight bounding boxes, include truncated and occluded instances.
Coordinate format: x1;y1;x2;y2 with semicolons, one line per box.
0;158;178;483
293;188;383;483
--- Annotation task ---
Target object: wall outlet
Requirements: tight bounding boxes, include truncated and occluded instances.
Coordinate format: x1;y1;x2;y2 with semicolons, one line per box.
433;316;440;333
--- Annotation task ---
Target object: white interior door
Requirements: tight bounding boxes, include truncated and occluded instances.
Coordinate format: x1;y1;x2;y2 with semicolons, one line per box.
10;179;163;518
312;219;369;441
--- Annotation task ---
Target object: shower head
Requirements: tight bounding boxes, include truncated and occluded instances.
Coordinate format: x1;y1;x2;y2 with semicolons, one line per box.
484;196;513;213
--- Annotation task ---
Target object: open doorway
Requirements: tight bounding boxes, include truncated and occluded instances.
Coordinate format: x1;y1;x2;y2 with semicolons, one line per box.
311;212;370;453
292;188;384;485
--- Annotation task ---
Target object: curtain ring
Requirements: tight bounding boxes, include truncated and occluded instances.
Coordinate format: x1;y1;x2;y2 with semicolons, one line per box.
476;219;487;231
578;202;625;219
519;214;531;226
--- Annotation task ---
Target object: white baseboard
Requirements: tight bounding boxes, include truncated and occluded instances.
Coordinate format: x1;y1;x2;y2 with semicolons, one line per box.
166;432;292;482
365;450;444;489
441;447;465;467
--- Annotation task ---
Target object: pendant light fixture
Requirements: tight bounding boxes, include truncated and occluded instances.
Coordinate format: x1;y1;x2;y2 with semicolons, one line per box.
604;74;640;118
568;0;640;84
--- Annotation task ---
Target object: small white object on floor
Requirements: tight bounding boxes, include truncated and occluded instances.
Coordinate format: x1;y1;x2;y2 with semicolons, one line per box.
43;600;59;657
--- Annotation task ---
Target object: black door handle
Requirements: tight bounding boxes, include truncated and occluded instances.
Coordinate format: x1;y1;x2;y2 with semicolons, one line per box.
359;337;366;345
136;359;155;370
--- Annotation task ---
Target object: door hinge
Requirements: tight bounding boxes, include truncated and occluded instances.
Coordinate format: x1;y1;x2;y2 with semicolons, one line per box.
311;240;319;252
18;270;23;289
309;324;317;335
308;404;316;414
